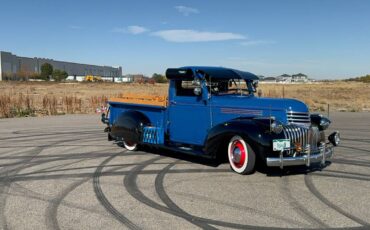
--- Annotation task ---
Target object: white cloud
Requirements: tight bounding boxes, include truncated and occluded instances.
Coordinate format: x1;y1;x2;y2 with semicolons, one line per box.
240;40;276;46
152;29;246;42
127;25;149;34
175;6;199;16
112;25;149;34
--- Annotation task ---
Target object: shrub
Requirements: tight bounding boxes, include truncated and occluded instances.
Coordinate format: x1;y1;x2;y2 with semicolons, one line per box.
152;73;167;83
40;63;53;80
52;69;68;81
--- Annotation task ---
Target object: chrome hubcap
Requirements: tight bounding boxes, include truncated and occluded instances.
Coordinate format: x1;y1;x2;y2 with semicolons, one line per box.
233;147;241;163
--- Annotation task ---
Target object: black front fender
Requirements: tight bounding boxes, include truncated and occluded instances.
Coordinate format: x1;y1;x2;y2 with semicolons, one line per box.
204;118;285;160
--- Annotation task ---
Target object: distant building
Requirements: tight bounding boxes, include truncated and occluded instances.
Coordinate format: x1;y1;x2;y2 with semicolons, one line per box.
276;74;292;83
260;73;310;83
116;75;134;83
0;51;122;81
292;73;308;82
130;74;150;83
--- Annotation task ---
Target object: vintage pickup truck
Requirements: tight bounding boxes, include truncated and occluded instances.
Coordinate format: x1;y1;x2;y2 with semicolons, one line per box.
101;66;340;174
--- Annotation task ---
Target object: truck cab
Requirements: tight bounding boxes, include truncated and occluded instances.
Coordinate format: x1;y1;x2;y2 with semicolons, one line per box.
102;66;340;175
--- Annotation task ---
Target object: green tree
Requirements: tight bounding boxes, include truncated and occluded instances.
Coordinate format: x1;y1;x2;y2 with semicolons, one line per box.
152;73;167;83
52;69;68;81
40;63;53;80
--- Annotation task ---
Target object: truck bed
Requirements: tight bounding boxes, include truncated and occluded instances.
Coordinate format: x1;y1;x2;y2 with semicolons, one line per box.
108;94;168;136
109;94;168;107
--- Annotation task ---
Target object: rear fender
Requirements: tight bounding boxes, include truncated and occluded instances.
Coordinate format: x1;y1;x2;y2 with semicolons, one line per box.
110;110;150;143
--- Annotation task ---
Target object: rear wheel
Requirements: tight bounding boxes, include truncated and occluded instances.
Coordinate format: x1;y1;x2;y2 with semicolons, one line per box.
228;135;256;174
123;141;138;151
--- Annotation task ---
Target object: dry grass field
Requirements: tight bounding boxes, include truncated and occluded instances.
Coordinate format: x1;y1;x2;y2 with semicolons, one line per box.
259;82;370;112
0;81;369;118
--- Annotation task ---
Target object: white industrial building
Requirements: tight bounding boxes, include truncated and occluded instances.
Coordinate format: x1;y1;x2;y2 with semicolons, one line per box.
0;51;122;81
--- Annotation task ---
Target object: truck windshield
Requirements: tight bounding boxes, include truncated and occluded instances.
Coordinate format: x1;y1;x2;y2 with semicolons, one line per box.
207;78;251;96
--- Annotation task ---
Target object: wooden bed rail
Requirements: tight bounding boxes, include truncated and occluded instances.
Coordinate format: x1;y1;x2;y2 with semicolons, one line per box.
109;94;168;107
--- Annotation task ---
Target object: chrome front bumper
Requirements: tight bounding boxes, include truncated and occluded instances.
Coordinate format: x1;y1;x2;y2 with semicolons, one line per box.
266;144;334;168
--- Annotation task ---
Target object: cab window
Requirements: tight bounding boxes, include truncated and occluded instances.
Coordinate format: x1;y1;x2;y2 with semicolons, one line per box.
175;79;199;96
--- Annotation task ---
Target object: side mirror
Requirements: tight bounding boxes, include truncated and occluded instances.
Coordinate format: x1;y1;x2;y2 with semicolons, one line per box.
194;87;202;96
253;81;259;92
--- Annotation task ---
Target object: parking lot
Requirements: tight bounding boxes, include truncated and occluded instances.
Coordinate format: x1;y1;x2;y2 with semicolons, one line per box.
0;112;369;229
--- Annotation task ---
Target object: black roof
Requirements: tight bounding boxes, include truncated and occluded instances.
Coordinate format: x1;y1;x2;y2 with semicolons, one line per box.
166;66;259;81
292;73;307;77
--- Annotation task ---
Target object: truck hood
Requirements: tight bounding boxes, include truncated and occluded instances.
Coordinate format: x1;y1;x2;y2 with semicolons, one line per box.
213;95;309;113
252;97;309;112
212;95;309;124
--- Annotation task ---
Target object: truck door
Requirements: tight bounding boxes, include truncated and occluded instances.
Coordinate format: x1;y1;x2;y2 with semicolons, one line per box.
168;79;210;146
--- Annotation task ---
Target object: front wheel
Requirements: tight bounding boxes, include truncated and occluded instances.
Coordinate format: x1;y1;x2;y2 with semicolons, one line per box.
228;135;256;175
123;141;138;151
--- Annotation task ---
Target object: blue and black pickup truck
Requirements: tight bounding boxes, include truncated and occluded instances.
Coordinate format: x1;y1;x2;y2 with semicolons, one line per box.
101;66;340;174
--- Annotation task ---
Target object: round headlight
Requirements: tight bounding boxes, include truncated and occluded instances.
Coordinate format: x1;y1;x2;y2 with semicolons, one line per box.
328;131;340;146
319;116;331;130
271;121;283;134
334;132;340;145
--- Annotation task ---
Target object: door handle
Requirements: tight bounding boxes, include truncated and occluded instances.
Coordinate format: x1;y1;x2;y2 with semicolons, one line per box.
170;101;176;105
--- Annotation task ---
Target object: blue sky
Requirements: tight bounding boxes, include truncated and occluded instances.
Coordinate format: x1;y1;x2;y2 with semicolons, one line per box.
0;0;369;79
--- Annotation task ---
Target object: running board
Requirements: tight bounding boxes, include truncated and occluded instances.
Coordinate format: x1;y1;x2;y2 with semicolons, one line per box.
149;144;213;159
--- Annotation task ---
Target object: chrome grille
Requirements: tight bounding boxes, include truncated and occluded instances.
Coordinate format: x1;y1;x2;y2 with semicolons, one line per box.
283;125;320;155
287;111;311;124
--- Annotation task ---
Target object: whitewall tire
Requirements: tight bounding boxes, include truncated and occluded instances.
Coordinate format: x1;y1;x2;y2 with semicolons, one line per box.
123;141;138;151
228;135;256;175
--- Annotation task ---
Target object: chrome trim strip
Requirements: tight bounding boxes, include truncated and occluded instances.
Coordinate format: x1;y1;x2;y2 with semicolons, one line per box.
287;114;310;118
286;110;311;125
287;118;310;121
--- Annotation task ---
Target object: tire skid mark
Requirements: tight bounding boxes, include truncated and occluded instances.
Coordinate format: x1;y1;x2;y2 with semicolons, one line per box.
0;135;103;151
0;148;36;158
153;163;309;229
0;130;100;141
0;147;45;173
0;150;145;161
31;156;93;176
12;127;101;135
93;153;141;230
44;146;113;230
45;178;91;230
337;146;370;154
0;130;103;229
0;135;113;175
124;158;300;230
341;138;370;142
123;158;219;229
2;168;228;184
0;147;45;230
279;176;328;228
6;182;119;219
46;156;135;230
1;124;369;230
332;159;370;168
321;170;370;179
311;173;370;182
304;174;370;227
154;162;217;230
0;145;85;170
171;190;320;227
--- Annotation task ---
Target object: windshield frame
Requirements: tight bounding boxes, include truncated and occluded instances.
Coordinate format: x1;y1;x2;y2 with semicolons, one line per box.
205;77;255;96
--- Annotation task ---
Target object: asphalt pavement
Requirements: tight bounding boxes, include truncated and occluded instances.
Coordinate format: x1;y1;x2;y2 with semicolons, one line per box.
0;112;369;229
